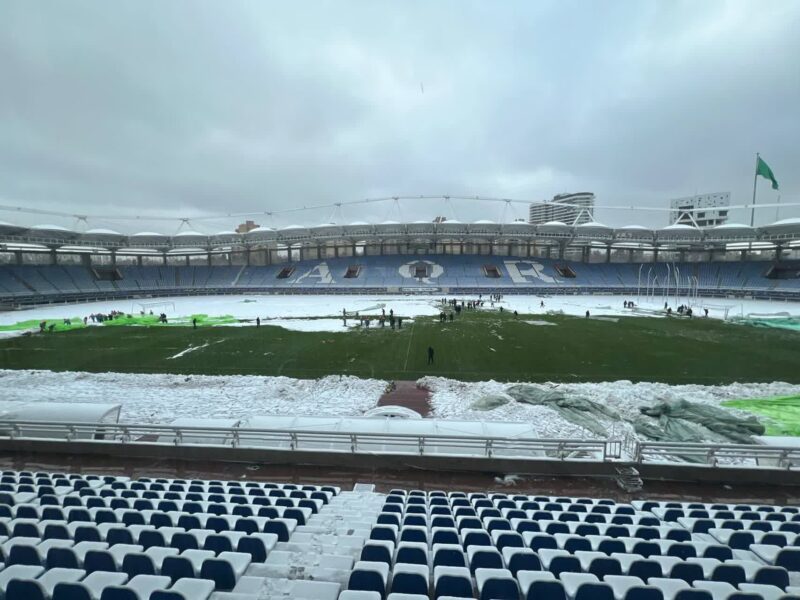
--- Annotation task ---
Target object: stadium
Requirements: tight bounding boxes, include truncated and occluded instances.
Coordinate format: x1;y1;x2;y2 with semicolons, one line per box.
2;0;800;597
3;197;800;599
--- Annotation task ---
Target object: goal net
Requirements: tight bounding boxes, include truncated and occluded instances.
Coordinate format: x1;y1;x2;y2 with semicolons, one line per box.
133;301;176;315
697;303;734;319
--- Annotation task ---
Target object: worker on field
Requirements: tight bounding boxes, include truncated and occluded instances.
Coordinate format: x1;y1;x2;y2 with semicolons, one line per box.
704;308;709;318
39;321;46;333
192;318;197;329
256;317;261;327
390;315;395;329
427;346;434;365
398;317;403;329
585;310;590;318
449;313;454;322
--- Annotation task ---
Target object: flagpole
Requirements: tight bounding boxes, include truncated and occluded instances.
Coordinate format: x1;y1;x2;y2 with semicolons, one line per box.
750;152;759;227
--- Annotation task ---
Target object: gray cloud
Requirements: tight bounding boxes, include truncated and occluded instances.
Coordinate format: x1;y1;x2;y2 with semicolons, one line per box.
0;0;797;232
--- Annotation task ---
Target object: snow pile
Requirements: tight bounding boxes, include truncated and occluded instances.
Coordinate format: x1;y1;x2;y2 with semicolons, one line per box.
420;376;800;442
419;378;590;439
0;370;387;424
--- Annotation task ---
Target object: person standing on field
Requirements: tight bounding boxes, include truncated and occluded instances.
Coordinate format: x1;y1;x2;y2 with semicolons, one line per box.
427;346;434;365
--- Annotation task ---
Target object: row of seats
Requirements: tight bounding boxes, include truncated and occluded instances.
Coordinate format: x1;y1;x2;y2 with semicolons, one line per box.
2;470;800;600
1;259;792;302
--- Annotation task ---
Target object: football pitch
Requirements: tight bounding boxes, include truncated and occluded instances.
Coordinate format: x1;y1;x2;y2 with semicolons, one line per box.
1;311;797;384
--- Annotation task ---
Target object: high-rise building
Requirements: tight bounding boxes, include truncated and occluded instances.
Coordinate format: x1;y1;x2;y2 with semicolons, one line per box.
235;220;260;233
669;192;730;228
529;192;595;225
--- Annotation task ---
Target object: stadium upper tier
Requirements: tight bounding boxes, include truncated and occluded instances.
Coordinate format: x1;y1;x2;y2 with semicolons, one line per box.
1;256;799;305
3;218;800;252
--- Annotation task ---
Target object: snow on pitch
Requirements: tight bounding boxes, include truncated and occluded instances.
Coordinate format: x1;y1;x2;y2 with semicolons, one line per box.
4;293;800;332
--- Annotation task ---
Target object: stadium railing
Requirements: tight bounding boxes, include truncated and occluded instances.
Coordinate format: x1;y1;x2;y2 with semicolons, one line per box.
3;420;800;471
633;440;800;469
0;419;619;460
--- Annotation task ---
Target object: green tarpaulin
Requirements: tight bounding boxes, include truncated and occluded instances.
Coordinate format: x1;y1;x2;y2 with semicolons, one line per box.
506;385;620;437
640;399;764;444
722;395;800;436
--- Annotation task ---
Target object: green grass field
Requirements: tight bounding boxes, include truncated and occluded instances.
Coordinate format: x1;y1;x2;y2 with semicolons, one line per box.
1;312;798;384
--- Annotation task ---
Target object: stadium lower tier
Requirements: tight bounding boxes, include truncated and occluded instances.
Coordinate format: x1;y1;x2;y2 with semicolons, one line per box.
0;470;798;599
1;257;799;305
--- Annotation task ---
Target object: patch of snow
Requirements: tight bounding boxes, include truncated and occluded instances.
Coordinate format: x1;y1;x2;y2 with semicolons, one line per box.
419;376;800;442
524;320;556;326
167;341;215;359
5;293;800;326
0;369;388;424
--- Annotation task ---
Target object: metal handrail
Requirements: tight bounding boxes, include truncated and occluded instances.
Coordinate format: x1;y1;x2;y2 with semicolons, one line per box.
635;441;800;469
0;419;615;461
2;419;799;468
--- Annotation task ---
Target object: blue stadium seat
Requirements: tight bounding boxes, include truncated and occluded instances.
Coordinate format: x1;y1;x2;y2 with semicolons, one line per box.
347;561;389;597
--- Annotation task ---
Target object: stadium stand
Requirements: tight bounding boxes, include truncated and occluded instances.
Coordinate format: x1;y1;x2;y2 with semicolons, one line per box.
1;257;797;306
0;470;798;599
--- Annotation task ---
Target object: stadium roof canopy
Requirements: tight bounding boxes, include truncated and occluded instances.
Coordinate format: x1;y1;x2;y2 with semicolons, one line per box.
1;217;799;253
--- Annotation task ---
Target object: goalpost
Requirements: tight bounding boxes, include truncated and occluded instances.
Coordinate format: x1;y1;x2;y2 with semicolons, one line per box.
697;302;734;320
133;301;176;315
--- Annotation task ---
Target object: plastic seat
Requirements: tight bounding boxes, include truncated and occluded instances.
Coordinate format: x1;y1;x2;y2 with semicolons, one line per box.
434;566;473;599
199;551;251;591
518;571;566;600
711;564;746;587
347;561;390;598
669;562;704;584
396;542;429;566
150;578;216;600
467;546;503;572
360;541;394;565
390;563;429;597
6;567;86;600
122;547;179;578
590;557;623;579
475;567;518;600
53;572;129;600
99;574;171;600
433;544;466;568
502;547;541;576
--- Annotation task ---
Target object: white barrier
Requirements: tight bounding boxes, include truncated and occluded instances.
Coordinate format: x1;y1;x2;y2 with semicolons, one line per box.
0;420;618;461
3;419;800;469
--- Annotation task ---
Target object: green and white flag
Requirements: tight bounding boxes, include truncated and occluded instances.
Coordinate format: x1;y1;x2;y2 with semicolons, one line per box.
756;156;779;190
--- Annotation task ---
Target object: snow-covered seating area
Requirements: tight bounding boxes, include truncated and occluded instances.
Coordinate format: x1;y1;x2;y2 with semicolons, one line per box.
0;471;799;599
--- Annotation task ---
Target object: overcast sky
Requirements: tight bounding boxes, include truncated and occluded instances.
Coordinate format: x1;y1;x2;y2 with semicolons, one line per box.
0;0;798;232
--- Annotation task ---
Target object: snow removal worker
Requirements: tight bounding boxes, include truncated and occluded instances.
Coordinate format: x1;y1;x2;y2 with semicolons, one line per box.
427;346;435;365
192;318;197;329
256;317;261;327
585;310;590;318
704;308;709;318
